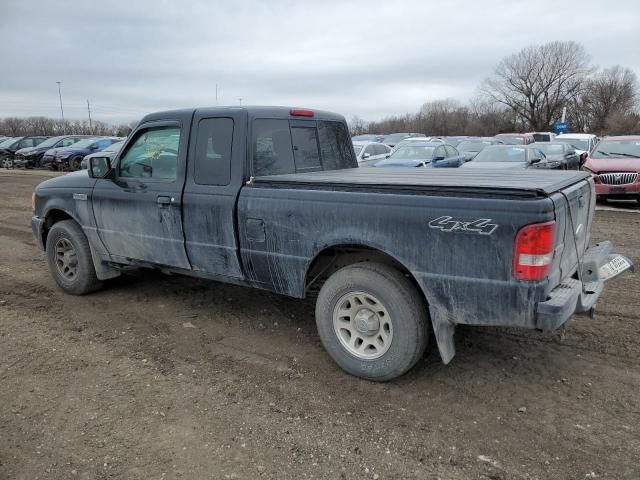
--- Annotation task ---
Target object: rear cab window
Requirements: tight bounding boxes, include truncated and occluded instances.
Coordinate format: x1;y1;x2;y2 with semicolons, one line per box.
252;118;356;176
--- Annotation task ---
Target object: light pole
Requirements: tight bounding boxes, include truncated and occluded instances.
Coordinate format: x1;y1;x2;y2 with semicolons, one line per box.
56;81;65;134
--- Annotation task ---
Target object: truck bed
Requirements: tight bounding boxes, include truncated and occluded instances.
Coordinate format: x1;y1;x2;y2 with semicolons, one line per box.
253;167;591;198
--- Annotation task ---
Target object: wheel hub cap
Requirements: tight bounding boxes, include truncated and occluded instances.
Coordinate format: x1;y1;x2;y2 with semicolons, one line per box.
354;308;379;335
333;292;393;360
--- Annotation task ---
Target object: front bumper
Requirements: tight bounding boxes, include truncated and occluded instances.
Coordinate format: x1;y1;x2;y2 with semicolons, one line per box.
595;182;640;198
535;241;633;330
31;215;45;250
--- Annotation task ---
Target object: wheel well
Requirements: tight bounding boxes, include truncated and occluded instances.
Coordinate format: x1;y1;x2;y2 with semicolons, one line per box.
305;245;424;299
41;209;74;248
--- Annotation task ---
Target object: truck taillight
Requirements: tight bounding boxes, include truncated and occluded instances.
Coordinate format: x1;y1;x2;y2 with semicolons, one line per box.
513;221;556;281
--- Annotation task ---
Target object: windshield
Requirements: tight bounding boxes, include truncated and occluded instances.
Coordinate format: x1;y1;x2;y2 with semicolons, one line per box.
457;141;491;152
105;141;125;152
555;137;589;151
353;145;364;155
36;136;66;148
474;147;527;162
535;143;565;155
0;138;17;148
533;133;552;142
66;138;98;149
390;145;435;160
591;140;640;159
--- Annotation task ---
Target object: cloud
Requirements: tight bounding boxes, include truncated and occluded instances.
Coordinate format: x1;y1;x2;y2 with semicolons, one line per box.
1;0;638;123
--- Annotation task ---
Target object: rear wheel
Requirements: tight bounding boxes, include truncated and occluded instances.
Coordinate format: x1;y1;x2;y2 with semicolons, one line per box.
46;220;102;295
315;262;429;381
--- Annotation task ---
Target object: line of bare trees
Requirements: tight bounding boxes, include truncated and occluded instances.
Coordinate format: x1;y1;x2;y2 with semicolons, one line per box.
0;117;136;138
353;41;639;137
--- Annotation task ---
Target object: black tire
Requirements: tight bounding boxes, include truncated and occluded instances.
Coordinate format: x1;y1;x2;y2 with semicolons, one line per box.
315;262;429;381
46;220;102;295
69;156;83;171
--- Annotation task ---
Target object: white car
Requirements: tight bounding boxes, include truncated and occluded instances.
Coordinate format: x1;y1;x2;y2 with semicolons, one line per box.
353;141;392;166
555;133;599;160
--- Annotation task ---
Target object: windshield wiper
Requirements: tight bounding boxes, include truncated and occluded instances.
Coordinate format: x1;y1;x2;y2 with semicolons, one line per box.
607;152;639;158
594;150;610;156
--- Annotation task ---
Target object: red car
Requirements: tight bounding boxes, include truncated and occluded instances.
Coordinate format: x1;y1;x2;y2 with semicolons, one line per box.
494;133;536;145
583;136;640;202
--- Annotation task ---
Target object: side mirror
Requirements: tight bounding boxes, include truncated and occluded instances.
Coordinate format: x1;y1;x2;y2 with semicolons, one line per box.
432;155;445;162
385;154;390;159
529;157;543;165
88;156;112;179
362;153;371;159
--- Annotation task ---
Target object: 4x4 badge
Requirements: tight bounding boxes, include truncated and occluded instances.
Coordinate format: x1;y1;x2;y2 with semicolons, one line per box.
429;216;498;235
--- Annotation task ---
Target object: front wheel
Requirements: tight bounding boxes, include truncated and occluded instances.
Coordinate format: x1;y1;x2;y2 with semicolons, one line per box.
46;220;103;295
315;262;429;381
69;156;83;171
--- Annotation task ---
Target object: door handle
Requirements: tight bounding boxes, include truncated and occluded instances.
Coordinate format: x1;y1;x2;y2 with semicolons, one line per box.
157;196;172;207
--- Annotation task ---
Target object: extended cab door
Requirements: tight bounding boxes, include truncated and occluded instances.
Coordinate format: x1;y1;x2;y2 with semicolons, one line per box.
180;110;246;278
91;118;191;269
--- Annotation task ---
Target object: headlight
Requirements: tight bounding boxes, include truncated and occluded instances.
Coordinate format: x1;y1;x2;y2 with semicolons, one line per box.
60;153;72;160
546;161;561;168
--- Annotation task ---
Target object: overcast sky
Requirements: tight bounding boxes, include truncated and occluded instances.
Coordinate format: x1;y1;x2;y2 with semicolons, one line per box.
1;0;639;124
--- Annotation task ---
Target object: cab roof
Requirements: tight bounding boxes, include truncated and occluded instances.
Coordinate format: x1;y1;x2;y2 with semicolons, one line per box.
140;106;346;124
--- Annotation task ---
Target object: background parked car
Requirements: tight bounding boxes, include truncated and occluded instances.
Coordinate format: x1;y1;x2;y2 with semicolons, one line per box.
494;133;536;145
353;141;391;166
351;134;384;142
392;136;444;151
374;141;466;168
13;135;91;168
530;132;557;142
80;140;126;170
460;145;551;169
435;136;468;148
380;132;426;148
555;133;599;161
456;137;504;161
533;142;580;170
53;137;122;170
0;136;50;168
583;136;640;203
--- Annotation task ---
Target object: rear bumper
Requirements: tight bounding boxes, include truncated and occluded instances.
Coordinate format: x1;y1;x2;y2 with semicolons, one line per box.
535;241;633;330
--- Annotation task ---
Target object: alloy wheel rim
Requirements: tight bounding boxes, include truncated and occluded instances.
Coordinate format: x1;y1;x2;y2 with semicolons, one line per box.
54;238;78;280
332;291;393;359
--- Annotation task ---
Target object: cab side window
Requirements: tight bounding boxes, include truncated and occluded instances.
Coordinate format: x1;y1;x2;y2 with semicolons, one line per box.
194;118;234;185
119;126;181;181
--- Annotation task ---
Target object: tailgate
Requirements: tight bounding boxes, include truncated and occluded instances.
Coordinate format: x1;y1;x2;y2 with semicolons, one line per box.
550;177;595;288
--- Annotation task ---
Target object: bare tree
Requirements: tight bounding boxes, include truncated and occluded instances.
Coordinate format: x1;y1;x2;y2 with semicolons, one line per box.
481;41;590;131
348;116;368;136
582;66;638;133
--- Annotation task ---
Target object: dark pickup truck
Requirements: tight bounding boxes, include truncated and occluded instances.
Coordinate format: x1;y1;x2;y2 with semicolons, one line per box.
31;106;633;381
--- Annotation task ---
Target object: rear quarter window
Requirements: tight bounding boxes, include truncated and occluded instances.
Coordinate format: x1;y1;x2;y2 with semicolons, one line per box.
252;119;356;175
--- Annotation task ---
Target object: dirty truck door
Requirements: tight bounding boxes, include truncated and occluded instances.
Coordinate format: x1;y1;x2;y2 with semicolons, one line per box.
91;120;191;269
181;112;245;278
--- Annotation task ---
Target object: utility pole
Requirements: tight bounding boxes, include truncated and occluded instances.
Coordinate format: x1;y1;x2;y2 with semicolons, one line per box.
87;99;93;133
215;84;218;105
56;81;65;134
238;97;242;106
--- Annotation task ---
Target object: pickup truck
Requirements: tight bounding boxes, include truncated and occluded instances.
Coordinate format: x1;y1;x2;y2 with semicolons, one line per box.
31;106;633;381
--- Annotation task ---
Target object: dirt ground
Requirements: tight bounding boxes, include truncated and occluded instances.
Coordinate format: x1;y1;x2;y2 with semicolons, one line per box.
1;170;639;480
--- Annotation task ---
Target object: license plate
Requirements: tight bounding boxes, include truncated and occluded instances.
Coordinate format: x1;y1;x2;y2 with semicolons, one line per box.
610;186;627;193
599;256;632;281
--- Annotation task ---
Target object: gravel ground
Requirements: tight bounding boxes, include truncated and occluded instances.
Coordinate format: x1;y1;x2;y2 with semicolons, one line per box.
1;170;639;480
